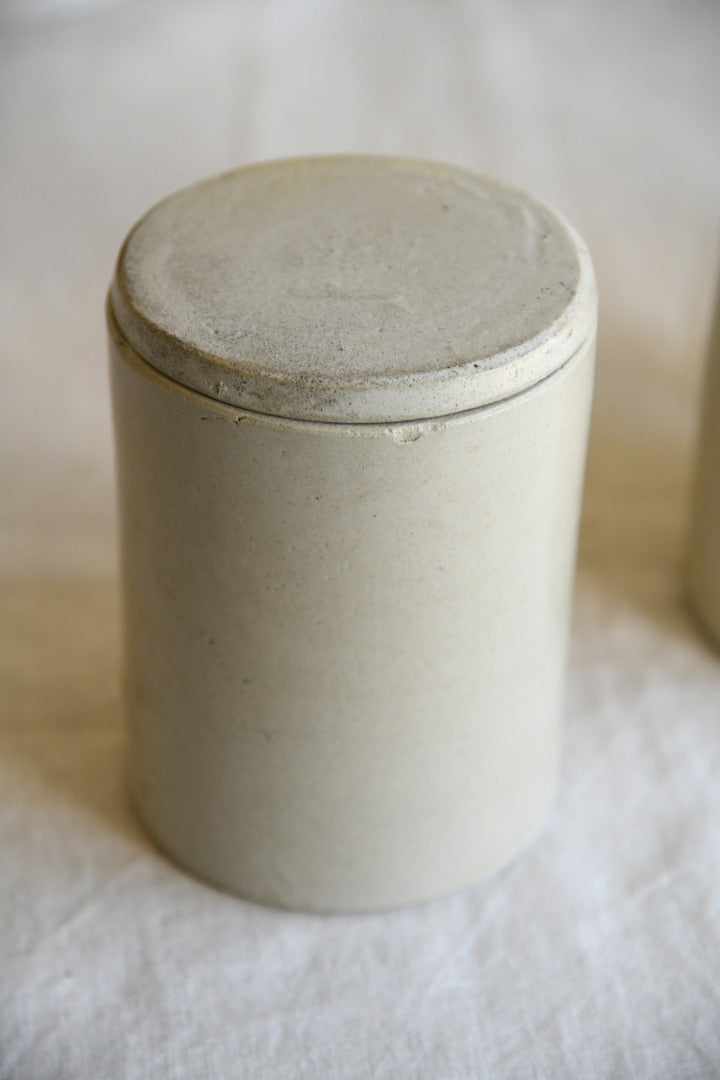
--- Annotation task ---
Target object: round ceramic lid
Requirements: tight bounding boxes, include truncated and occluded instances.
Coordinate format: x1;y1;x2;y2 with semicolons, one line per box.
110;156;596;423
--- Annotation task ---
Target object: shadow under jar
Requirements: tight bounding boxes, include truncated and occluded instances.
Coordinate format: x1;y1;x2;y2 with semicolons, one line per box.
108;155;597;913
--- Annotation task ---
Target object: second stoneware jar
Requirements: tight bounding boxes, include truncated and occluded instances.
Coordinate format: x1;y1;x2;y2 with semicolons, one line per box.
688;281;720;647
108;156;597;912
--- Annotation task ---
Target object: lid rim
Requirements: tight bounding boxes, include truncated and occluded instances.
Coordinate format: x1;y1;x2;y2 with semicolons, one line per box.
108;299;595;428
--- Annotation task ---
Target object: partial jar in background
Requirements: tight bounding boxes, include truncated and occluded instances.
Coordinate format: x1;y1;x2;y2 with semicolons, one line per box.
688;280;720;646
108;156;597;912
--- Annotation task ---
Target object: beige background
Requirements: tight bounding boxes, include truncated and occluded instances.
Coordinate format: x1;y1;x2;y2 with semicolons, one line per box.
1;1;719;1076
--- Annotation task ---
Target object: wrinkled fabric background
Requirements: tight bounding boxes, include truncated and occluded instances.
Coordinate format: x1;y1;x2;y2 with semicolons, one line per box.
1;1;719;1077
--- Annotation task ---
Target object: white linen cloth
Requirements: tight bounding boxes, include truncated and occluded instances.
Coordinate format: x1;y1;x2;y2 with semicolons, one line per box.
1;1;719;1076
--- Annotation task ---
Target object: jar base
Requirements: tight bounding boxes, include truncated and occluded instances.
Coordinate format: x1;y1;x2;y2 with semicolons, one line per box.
129;781;557;915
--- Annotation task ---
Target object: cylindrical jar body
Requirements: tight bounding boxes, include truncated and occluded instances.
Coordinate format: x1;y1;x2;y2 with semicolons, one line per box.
109;315;595;912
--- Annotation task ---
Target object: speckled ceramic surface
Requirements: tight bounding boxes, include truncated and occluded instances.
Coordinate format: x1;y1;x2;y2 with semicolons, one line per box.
111;156;595;422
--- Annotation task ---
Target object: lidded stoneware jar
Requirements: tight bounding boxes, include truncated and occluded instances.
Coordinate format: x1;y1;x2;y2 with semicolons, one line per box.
108;156;597;912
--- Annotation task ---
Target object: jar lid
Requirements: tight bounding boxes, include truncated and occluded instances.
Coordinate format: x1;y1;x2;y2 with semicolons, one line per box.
110;156;596;423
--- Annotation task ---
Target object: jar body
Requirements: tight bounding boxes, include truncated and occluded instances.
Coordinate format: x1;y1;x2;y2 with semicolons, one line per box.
109;315;595;912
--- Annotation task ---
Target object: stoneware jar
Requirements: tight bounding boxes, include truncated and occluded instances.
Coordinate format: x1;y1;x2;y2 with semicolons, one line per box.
688;281;720;645
108;156;597;913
